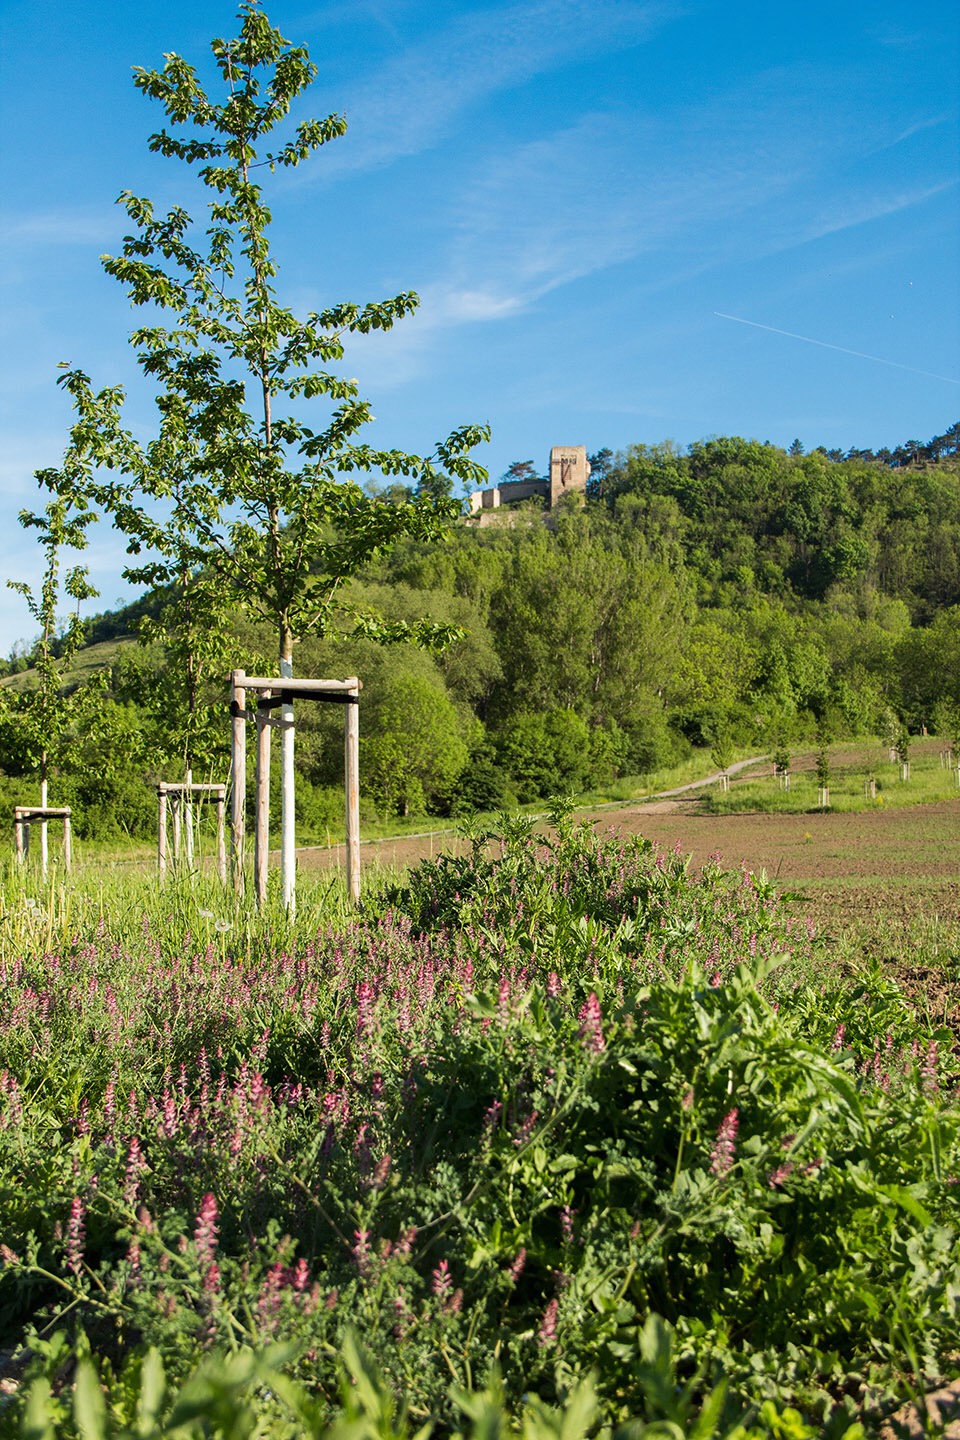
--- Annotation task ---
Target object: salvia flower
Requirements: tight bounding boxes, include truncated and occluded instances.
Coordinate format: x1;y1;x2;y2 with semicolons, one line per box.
507;1247;526;1283
710;1107;739;1177
431;1259;452;1298
577;992;605;1053
352;1229;372;1278
194;1192;219;1267
65;1197;85;1274
538;1297;559;1346
921;1040;939;1093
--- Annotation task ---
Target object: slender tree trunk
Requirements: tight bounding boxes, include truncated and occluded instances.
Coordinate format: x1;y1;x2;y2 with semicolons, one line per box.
40;765;48;878
280;623;296;915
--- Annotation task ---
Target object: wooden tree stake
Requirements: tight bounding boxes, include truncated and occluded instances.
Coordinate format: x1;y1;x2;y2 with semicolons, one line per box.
255;694;272;907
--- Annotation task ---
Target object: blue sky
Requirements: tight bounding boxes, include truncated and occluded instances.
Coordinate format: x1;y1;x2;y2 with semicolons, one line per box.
0;0;958;651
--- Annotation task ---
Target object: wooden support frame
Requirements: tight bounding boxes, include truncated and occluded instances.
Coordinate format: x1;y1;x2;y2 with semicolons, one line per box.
157;782;227;883
229;669;362;908
13;806;72;875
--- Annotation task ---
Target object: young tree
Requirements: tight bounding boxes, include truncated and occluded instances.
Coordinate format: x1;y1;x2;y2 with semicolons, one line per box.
1;489;100;870
815;732;831;808
63;3;489;909
710;730;734;791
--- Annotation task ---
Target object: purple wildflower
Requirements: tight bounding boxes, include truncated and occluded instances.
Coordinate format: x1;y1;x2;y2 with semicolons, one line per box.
352;1229;372;1278
194;1193;219;1267
538;1297;559;1346
921;1041;939;1093
507;1248;526;1283
124;1136;145;1205
577;992;605;1053
65;1197;85;1274
710;1107;739;1177
431;1259;452;1298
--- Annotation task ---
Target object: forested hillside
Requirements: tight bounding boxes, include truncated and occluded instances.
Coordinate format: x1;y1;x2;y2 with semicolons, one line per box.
2;431;959;840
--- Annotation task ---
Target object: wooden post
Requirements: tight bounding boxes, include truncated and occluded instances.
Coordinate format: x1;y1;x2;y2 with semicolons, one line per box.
255;693;271;907
185;767;195;869
158;785;168;877
23;821;30;862
344;678;361;905
63;814;72;872
280;657;296;916
14;814;24;864
231;670;246;893
216;791;227;886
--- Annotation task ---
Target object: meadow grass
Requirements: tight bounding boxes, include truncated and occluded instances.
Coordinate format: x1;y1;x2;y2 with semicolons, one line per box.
704;741;958;815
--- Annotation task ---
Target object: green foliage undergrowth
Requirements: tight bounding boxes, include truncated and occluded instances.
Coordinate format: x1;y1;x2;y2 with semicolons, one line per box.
0;812;956;1436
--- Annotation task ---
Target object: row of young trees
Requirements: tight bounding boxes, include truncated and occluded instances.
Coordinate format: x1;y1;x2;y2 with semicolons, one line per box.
1;4;488;904
6;476;960;842
3;6;959;851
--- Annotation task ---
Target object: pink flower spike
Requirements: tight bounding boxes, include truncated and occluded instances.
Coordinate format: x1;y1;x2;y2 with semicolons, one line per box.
431;1259;452;1297
577;992;605;1053
507;1247;526;1283
710;1107;739;1177
767;1162;794;1189
194;1193;219;1267
538;1297;559;1346
65;1197;85;1274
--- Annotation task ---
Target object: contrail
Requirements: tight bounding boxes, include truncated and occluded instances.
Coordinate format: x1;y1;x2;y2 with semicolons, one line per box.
713;312;960;385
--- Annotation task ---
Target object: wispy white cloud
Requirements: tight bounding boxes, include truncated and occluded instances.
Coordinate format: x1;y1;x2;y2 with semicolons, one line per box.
886;113;955;147
765;179;959;255
340;62;957;394
866;21;926;49
0;208;119;248
312;0;682;177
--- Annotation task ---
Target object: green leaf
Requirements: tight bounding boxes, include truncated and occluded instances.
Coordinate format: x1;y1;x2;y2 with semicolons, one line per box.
876;1183;933;1227
22;1377;57;1440
135;1349;166;1435
74;1357;108;1440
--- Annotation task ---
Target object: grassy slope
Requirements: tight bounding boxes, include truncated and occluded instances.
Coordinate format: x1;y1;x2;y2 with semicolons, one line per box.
0;636;133;691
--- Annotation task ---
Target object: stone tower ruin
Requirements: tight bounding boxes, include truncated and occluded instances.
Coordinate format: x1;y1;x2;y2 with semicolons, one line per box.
468;446;590;520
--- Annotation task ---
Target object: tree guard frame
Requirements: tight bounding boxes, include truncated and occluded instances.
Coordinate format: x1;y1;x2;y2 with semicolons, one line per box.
229;670;362;907
14;806;72;874
157;781;227;882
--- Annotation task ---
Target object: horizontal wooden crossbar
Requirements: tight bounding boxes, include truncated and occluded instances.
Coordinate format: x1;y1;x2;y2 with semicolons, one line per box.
157;783;227;795
236;676;361;693
14;807;71;820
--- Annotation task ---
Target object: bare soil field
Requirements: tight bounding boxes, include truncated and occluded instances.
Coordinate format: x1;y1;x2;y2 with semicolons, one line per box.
298;795;960;1030
300;794;960;922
